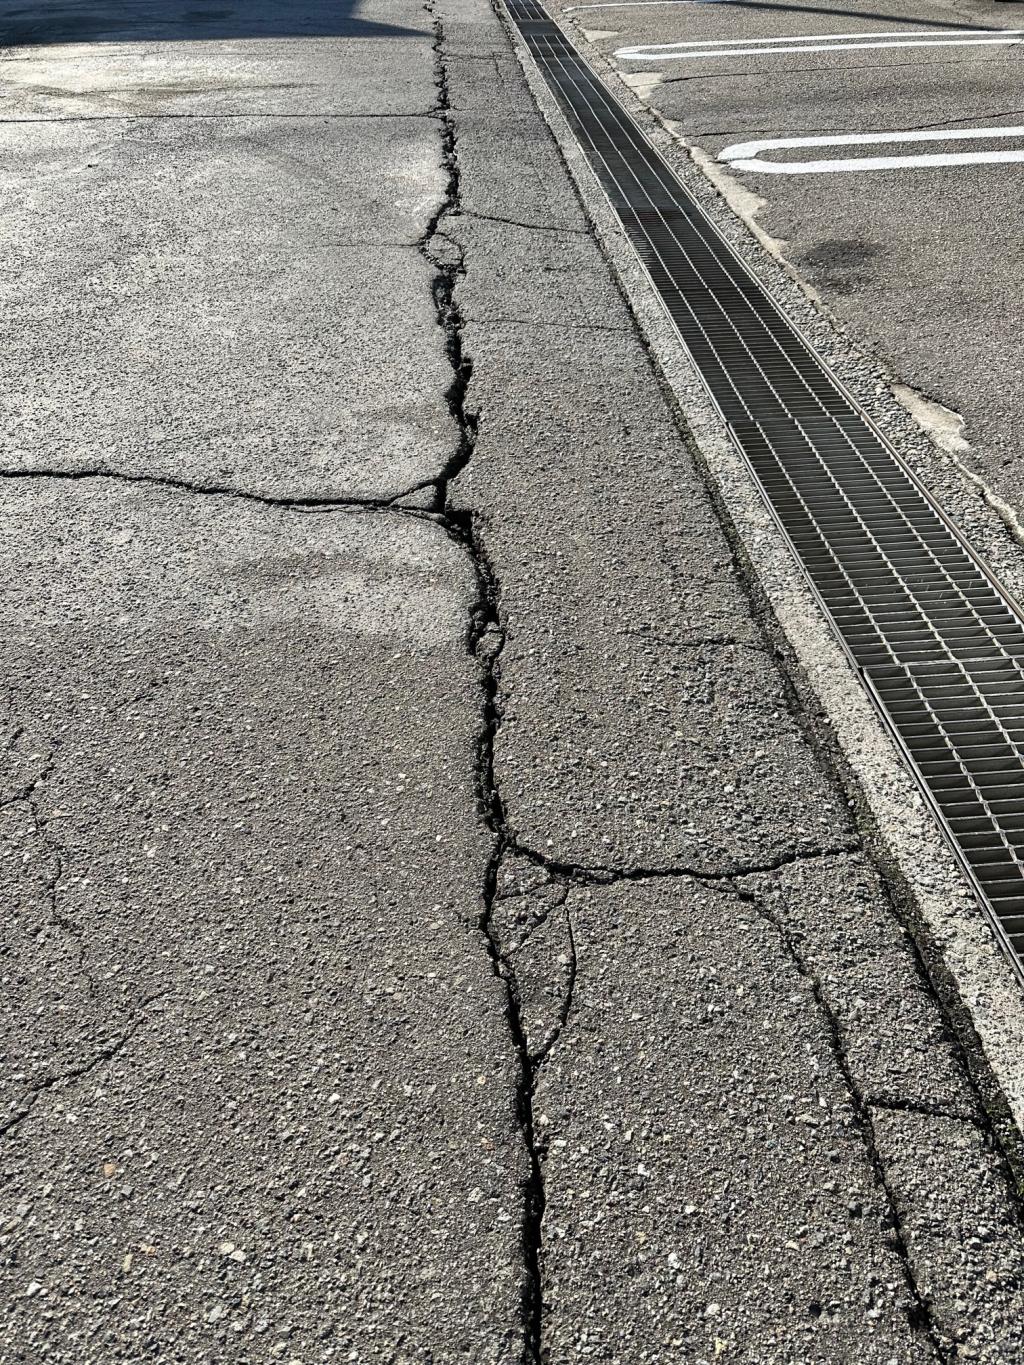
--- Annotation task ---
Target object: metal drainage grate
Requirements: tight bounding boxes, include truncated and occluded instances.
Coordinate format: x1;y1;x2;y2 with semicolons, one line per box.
505;0;1024;977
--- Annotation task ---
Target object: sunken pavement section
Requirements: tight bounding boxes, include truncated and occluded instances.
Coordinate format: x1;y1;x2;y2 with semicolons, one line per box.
1;0;1024;1361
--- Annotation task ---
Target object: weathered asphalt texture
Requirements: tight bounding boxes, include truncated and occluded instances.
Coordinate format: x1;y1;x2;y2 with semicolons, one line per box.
564;0;1024;522
2;0;1024;1360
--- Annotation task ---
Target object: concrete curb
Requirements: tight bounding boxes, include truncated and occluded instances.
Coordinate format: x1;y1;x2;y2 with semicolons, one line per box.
495;0;1024;1167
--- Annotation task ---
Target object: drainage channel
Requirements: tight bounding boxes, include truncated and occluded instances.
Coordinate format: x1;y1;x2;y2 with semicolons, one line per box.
504;0;1024;980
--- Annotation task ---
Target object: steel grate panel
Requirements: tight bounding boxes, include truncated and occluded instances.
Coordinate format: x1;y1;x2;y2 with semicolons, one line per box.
505;0;1024;980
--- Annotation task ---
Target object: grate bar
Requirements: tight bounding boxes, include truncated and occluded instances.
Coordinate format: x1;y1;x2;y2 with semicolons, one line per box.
505;0;1024;981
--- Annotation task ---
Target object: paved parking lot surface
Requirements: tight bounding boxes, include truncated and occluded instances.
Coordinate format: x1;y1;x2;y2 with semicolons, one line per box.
563;0;1024;514
4;0;1024;1360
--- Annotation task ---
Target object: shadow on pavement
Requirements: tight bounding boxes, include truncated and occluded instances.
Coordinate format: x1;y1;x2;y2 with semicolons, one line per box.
0;0;428;44
689;0;1002;29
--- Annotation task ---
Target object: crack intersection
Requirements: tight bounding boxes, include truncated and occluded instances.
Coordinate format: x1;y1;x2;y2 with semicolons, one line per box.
734;880;950;1359
421;10;547;1358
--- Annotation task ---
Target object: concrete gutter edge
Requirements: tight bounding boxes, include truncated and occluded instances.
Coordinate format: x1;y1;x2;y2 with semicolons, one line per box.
493;0;1024;1165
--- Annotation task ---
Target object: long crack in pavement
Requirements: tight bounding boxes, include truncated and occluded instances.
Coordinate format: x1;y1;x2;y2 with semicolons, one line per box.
4;0;1024;1360
409;11;1024;1360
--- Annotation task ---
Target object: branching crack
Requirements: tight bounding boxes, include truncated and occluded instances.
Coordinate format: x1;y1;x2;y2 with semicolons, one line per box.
736;881;950;1360
499;880;570;952
421;9;544;1359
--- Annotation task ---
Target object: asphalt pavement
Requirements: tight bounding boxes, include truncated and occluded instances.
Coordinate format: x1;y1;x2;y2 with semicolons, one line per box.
562;0;1024;518
3;0;1024;1361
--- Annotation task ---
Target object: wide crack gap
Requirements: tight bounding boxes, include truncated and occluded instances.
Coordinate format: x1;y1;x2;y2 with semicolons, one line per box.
421;8;543;1359
489;3;1024;1347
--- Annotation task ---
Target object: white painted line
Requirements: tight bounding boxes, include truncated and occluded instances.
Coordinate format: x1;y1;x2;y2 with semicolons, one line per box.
622;27;1011;45
616;29;1024;59
719;125;1024;173
567;1;725;10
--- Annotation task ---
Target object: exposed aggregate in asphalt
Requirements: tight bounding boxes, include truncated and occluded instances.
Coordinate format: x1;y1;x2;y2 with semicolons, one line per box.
2;0;1024;1360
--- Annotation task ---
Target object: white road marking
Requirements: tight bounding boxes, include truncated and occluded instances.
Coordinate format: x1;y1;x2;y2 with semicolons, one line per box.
566;1;726;10
616;29;1024;58
719;125;1024;173
622;27;1014;45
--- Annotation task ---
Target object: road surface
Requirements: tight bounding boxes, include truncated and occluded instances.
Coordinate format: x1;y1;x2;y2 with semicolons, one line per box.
2;0;1024;1361
563;0;1024;521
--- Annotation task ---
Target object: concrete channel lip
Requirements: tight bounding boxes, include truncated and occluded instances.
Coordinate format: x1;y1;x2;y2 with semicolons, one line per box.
499;0;1024;1138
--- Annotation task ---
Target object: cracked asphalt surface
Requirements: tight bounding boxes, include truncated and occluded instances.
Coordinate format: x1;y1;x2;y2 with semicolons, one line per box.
2;0;1024;1361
